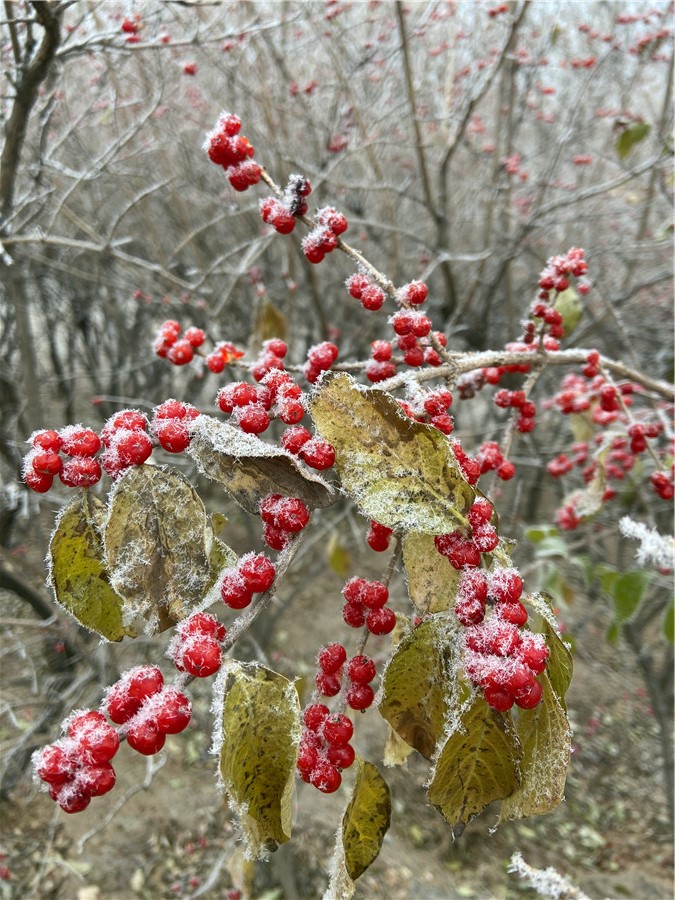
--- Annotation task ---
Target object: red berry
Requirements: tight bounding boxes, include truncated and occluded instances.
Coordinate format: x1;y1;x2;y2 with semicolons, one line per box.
184;327;205;347
322;714;354;745
276;497;310;533
361;581;389;609
34;743;76;785
106;666;163;724
263;522;291;551
346;273;370;299
366;526;391;551
361;285;386;311
346;683;375;710
467;498;492;528
454;594;486;626
281;425;312;455
497;601;528;627
24;468;53;493
297;741;319;777
303;703;330;731
59;457;102;488
236;404;270;434
315;671;342;697
327;742;355;769
180;635;222;678
401;280;428;306
154;419;191;453
76;763;116;797
220;570;254;609
60;427;101;457
347;655;376;684
155;689;192;734
318;643;347;675
114;430;153;466
300;437;335;470
342;601;366;628
307;342;339;371
32;449;62;476
514;679;543;709
497;460;516;480
182;612;226;642
484;686;515;711
490;569;523;604
366;607;396;635
126;719;166;755
310;758;342;793
53;784;92;814
238;554;275;593
32;429;62;452
167;339;194;366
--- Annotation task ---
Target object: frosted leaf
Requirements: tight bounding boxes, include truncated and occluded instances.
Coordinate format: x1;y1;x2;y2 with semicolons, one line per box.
619;516;674;570
47;493;135;641
188;415;335;514
216;660;301;859
103;466;230;634
499;673;571;822
310;373;475;534
323;757;390;899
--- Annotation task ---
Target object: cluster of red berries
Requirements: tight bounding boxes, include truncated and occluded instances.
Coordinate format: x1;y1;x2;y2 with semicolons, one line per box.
346;273;387;312
389;310;440;368
474;440;516;481
518;248;590;345
366;520;394;552
297;704;355;793
280;425;336;470
314;641;378;712
205;341;245;374
302;207;348;264
341;577;396;638
494;388;537;433
150;399;200;454
260;175;312;235
435;497;498;569
204;112;261;192
100;409;153;478
259;493;310;551
397;387;454;435
553;372;637;427
220;553;276;610
33;710;119;813
250;338;288;383
169;613;225;679
24;426;102;493
107;665;192;755
459;568;549;711
217;372;305;435
303;341;339;384
153;320;205;365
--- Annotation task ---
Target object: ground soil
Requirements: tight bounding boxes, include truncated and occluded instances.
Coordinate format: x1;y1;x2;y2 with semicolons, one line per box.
0;506;672;900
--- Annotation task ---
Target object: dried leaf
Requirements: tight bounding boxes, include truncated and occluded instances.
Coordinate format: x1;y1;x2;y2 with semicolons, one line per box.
499;674;571;822
428;694;521;828
527;594;573;709
327;531;351;578
379;617;454;759
310;373;475;534
217;661;301;858
48;494;135;641
188;415;335;514
383;725;414;768
403;532;461;613
104;466;232;633
251;299;287;350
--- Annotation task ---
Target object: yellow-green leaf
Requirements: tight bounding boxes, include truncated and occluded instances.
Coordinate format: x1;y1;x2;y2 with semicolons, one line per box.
553;286;583;337
342;759;391;879
499;674;571;822
325;758;391;898
615;121;650;159
217;661;301;858
48;494;135;642
326;531;351;578
403;532;461;613
188;415;335;514
250;300;287;350
310;373;475;534
104;466;228;633
428;694;521;828
379;616;454;759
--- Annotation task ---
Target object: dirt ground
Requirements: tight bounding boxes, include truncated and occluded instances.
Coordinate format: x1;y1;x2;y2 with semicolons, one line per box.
1;506;673;900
